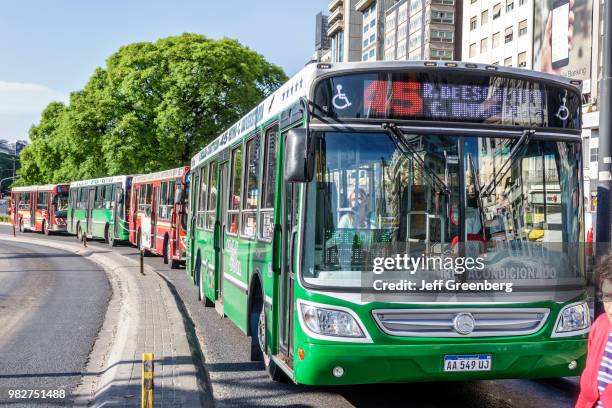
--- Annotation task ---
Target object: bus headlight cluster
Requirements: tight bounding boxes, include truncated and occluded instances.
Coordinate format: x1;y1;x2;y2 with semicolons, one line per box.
554;302;590;335
300;304;365;338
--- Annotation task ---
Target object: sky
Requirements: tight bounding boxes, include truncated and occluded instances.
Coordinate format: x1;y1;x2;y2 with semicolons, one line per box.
0;0;330;143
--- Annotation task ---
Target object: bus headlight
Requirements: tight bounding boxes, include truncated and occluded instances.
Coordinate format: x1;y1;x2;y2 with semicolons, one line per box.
300;303;365;338
553;302;590;336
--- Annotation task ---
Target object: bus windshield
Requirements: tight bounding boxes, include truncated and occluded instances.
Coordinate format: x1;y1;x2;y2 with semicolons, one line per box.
55;192;69;217
303;132;583;293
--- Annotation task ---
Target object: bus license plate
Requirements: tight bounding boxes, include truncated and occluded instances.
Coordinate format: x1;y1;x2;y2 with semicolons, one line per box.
443;355;492;372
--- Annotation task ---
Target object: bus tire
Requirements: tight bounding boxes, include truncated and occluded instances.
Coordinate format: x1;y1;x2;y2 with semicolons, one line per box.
169;237;180;269
258;308;286;382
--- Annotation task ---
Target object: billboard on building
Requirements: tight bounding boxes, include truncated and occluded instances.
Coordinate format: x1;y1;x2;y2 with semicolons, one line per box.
533;0;593;83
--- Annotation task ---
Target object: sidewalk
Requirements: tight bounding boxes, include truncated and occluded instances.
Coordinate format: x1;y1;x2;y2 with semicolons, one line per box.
0;234;203;407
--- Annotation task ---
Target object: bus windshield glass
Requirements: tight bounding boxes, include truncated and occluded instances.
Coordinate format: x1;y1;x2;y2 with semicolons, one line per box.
54;192;69;217
313;71;581;129
303;132;583;301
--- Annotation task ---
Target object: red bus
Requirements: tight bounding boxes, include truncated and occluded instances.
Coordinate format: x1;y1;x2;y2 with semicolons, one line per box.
129;166;190;268
10;184;70;234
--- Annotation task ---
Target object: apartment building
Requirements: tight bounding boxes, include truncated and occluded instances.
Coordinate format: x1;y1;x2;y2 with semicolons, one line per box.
462;0;533;67
354;0;460;62
328;0;364;62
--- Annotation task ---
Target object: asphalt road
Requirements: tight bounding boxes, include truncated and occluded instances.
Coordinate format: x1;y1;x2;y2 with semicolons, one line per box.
0;233;110;406
0;225;582;407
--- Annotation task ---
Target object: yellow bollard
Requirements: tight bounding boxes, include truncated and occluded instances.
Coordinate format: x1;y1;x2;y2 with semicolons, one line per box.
141;353;154;408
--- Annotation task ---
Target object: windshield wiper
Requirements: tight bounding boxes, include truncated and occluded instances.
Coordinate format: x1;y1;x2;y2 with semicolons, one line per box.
479;129;535;198
382;123;451;195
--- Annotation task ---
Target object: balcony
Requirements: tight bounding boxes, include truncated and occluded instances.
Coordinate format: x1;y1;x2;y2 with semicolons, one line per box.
329;0;343;13
327;18;344;37
356;0;376;12
328;7;343;25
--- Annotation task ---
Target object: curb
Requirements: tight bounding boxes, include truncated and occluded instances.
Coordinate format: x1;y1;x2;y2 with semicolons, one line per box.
0;235;203;407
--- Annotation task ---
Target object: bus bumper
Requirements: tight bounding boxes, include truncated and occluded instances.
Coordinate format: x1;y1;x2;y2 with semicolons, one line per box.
294;338;586;385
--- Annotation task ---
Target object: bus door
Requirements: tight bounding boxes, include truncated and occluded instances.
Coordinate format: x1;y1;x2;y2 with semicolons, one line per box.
217;161;230;305
113;183;122;238
141;184;152;249
279;174;299;360
87;187;96;236
29;192;36;228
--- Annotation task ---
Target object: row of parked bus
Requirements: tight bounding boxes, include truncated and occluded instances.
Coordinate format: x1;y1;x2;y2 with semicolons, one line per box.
8;166;190;268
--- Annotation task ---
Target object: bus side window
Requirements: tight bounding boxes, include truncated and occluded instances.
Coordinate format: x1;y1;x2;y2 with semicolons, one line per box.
94;186;104;209
241;134;260;238
206;162;218;230
227;145;243;235
259;125;278;241
198;165;208;229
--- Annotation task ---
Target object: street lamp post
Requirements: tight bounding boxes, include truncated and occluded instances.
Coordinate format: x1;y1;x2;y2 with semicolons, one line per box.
595;0;612;317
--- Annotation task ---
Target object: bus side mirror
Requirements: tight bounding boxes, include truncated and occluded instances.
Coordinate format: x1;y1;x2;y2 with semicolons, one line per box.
284;128;315;183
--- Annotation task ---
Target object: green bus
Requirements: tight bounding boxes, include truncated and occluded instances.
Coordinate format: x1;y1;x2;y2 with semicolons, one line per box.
67;175;132;245
186;61;589;385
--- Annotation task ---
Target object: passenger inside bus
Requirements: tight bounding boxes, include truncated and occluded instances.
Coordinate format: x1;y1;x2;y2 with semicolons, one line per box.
338;188;377;229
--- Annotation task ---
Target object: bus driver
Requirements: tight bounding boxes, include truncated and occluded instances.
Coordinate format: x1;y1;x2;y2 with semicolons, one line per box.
338;188;377;229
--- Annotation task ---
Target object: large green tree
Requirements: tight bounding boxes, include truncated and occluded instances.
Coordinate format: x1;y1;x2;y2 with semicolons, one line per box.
17;34;286;184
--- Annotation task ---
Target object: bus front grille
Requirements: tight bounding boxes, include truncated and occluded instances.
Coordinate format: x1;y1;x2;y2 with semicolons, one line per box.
371;308;550;337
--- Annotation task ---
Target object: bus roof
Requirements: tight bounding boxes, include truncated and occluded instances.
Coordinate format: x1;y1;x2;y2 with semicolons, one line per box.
11;184;68;193
132;166;189;184
69;175;130;188
189;61;581;169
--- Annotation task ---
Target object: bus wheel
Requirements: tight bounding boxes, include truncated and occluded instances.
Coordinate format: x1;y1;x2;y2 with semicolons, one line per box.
258;308;286;382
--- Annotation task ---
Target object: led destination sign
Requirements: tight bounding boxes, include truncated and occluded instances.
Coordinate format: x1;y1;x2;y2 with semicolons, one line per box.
313;71;581;129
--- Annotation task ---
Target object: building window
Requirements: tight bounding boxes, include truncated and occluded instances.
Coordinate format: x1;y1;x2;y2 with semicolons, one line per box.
469;43;477;57
364;25;369;33
481;10;489;24
518;51;527;67
363;52;369;61
386;32;395;47
470;16;477;31
504;56;512;66
591;147;599;163
430;48;453;60
504;26;513;43
481;37;488;52
492;32;500;48
369;48;375;58
385;48;395;60
493;3;501;19
430;30;454;42
370;33;376;43
364;8;370;18
364;38;369;47
431;11;454;24
433;0;455;4
519;0;527;5
506;0;514;12
519;19;528;36
370;19;376;27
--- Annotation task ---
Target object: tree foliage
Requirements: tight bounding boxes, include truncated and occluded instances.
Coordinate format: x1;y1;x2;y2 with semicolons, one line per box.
16;34;287;185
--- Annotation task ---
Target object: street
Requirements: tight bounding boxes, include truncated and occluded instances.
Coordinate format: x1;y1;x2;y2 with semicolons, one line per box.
0;236;110;405
0;224;582;407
